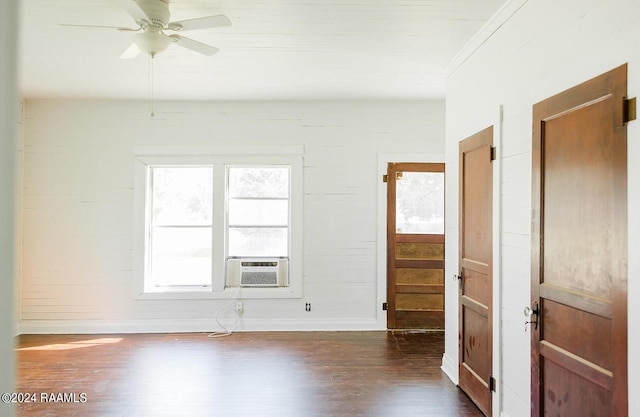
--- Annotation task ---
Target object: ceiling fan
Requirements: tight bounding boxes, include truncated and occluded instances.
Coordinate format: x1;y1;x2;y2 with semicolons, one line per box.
64;0;231;58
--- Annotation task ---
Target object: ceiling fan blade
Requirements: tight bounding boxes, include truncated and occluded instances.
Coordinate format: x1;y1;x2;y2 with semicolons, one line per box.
60;24;138;32
167;15;231;31
114;0;150;25
120;43;141;59
169;34;219;56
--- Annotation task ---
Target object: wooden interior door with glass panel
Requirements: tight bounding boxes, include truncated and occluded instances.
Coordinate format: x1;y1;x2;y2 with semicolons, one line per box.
386;162;445;329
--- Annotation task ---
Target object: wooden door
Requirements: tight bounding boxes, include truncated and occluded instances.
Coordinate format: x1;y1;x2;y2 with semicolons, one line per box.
386;162;445;329
531;64;629;416
458;127;493;416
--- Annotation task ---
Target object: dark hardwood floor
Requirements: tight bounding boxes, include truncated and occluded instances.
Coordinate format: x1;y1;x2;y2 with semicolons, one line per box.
15;331;483;417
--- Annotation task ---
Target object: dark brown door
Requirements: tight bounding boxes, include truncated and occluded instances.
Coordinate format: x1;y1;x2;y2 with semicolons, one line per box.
531;64;628;416
458;127;493;416
387;162;445;329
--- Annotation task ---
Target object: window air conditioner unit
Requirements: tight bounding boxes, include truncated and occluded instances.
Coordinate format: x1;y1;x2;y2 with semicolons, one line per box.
226;258;288;287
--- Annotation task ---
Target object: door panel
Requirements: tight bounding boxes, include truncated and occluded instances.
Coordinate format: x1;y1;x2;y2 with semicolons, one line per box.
543;359;612;416
531;64;628;417
458;126;493;417
387;162;445;329
395;241;444;259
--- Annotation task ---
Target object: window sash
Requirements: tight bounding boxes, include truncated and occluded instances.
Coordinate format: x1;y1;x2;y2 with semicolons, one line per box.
227;226;289;258
148;225;213;288
147;166;215;289
150;166;214;227
225;166;291;259
227;198;289;228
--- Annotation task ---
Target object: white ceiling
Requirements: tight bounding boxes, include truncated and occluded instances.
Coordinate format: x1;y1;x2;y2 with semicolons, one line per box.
19;0;505;101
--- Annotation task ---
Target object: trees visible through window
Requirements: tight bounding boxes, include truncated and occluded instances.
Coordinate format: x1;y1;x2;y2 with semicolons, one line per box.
144;164;292;291
227;167;290;258
395;172;444;234
149;167;214;287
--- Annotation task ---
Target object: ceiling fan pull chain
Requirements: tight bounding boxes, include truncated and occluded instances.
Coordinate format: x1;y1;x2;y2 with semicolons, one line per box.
148;54;155;117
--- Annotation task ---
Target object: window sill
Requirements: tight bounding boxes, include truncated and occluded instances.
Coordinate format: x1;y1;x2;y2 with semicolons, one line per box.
135;286;301;300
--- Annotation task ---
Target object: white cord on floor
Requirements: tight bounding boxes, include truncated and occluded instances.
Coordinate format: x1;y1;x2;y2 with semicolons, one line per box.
208;288;242;338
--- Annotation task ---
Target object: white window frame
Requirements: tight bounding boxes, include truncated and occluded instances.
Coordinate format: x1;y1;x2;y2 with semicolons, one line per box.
225;164;291;260
133;145;304;300
147;165;215;290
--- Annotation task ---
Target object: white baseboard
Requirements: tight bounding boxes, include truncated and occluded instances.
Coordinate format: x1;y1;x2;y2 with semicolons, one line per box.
500;413;511;417
19;318;384;334
13;321;20;337
441;352;459;385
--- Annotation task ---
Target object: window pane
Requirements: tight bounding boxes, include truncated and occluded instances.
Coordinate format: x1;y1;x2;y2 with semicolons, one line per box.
228;199;289;226
396;172;445;234
152;167;213;225
150;227;212;286
228;167;289;198
228;227;287;257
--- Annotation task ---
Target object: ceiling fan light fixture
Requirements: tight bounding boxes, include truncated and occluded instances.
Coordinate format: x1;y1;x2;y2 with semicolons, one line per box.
132;32;171;56
63;1;230;59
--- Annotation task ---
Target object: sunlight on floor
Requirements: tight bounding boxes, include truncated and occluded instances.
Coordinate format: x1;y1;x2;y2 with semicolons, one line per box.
16;337;123;351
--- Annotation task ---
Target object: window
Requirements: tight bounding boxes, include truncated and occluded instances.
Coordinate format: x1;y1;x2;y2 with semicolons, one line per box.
133;147;303;299
395;171;444;234
149;167;213;288
227;166;290;258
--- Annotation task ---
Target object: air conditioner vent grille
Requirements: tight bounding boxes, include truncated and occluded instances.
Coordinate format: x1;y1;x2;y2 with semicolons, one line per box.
241;271;278;286
241;261;278;268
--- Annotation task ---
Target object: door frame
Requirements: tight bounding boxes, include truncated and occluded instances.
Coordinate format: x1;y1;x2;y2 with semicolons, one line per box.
376;153;445;329
442;106;503;417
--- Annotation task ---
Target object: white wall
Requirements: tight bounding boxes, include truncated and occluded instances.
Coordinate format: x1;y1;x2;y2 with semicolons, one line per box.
0;0;17;415
15;102;23;337
444;0;640;416
20;100;444;333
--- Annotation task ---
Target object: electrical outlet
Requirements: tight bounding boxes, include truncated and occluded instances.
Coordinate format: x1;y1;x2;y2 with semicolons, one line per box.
305;303;311;312
235;301;243;313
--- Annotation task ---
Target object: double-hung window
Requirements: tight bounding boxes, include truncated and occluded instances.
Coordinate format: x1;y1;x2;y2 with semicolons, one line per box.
148;166;214;288
134;147;303;299
226;166;290;258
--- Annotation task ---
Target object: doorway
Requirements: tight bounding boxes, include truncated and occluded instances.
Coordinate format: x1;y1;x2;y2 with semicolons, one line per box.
386;162;445;329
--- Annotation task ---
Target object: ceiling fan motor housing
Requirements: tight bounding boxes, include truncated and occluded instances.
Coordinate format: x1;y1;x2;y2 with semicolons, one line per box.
137;0;171;27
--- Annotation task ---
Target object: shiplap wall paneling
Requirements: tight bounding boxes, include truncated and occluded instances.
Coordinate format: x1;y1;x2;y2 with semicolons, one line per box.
21;100;444;333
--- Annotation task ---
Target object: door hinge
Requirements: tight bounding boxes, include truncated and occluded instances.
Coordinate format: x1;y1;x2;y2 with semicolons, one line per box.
382;302;388;311
489;375;496;392
624;97;636;123
490;146;497;161
383;172;403;182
